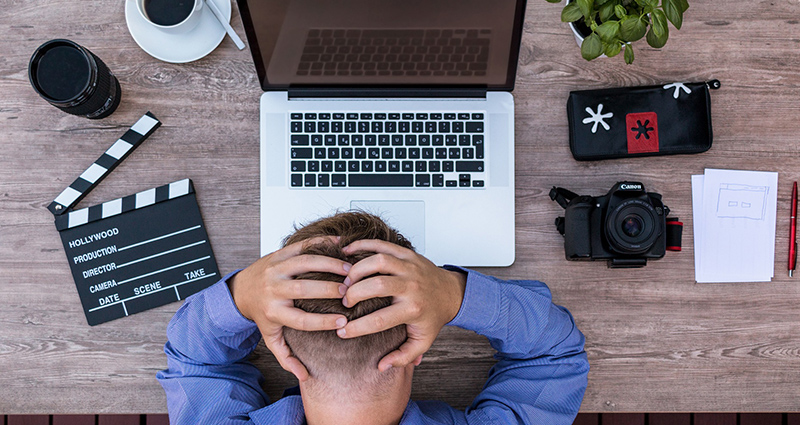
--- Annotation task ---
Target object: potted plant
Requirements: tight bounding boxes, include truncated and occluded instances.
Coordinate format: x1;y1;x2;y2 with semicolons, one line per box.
547;0;689;64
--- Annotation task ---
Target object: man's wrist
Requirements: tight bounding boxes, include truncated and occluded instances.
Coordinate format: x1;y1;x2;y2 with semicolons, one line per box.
227;269;253;321
446;269;467;323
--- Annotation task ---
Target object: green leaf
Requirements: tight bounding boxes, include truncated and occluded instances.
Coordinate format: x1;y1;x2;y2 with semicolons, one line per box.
620;16;647;41
545;0;562;3
599;1;616;21
596;0;611;5
614;4;627;19
581;33;603;60
677;0;689;13
663;0;683;29
561;2;584;22
604;41;622;57
596;21;620;42
651;8;668;38
576;0;594;19
646;21;669;48
624;43;635;64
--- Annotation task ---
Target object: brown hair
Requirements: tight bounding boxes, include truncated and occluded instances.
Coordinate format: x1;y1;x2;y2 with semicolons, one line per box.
282;212;413;394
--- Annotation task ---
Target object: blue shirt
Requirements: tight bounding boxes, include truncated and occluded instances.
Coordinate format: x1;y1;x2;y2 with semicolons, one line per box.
157;267;589;424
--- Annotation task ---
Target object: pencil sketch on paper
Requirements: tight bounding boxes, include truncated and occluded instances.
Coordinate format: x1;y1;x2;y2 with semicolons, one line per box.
716;183;769;220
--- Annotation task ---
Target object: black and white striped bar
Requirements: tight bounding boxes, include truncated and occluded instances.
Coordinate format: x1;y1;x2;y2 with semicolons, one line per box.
48;112;161;216
55;179;193;231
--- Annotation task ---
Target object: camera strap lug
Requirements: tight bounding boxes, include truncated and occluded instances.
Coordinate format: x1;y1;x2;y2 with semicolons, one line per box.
549;186;580;209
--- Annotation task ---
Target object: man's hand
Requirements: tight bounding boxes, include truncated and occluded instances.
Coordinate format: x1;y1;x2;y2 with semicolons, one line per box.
228;236;351;381
337;239;467;371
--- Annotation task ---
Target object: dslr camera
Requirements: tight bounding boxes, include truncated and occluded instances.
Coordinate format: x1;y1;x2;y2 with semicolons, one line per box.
550;182;679;268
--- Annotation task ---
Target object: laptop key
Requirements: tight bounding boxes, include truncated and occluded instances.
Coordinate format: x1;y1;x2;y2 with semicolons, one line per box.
342;148;353;159
381;148;393;159
412;121;424;133
291;113;303;120
355;148;367;159
324;135;336;145
349;174;413;187
416;161;427;172
352;135;363;145
443;161;454;172
459;174;471;187
338;135;350;145
473;135;484;159
385;122;397;133
415;174;431;187
322;161;333;172
304;113;317;120
458;113;470;120
314;148;326;159
335;161;346;172
435;148;447;159
418;135;430;146
473;180;484;187
291;122;303;133
466;122;484;133
389;113;400;120
308;161;319;172
433;174;444;187
349;161;359;172
402;161;413;172
422;148;433;159
456;161;484;172
375;161;387;172
405;135;417;146
409;148;420;159
305;174;316;187
291;174;303;187
291;161;306;172
328;148;340;159
332;122;343;133
332;174;347;186
378;135;389;145
392;135;404;145
291;135;310;145
389;161;400;172
345;121;356;133
361;161;373;172
333;113;345;120
429;161;440;172
463;148;474;159
445;135;457;145
448;148;461;159
452;122;464;133
311;135;322;145
459;135;470;146
369;148;381;159
395;148;407;159
347;113;359;119
446;180;457;187
291;148;312;159
425;122;437;133
305;122;316;133
472;113;484;120
318;174;330;187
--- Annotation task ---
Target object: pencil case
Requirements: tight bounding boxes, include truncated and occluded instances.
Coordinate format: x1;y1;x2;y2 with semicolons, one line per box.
566;80;721;161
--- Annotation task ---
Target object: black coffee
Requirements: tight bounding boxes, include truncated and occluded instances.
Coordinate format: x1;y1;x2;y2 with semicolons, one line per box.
36;45;90;101
144;0;194;26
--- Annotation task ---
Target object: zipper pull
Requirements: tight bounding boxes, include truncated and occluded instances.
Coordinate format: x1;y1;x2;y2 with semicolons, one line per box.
706;79;721;90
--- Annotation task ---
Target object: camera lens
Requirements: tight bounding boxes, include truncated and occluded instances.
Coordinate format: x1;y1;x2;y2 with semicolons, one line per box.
621;214;644;237
605;199;661;255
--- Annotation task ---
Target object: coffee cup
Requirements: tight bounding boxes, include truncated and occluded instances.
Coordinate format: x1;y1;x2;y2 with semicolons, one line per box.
135;0;205;35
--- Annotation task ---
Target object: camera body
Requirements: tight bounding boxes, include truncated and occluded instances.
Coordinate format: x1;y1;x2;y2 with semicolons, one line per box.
555;182;670;267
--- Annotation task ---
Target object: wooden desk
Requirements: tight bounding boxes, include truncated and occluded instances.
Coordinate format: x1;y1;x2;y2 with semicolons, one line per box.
2;0;799;414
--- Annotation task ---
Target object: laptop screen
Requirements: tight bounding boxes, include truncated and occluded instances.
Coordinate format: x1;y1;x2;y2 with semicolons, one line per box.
237;0;527;91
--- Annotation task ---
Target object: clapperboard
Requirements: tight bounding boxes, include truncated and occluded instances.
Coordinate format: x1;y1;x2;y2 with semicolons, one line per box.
49;112;220;325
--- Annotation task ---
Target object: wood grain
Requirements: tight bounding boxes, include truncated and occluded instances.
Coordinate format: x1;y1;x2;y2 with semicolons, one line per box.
1;0;800;415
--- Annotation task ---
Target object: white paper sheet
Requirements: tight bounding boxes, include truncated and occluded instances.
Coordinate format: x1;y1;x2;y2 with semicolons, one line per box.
692;169;778;283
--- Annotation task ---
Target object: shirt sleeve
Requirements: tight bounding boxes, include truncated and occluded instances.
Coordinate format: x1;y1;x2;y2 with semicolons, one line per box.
156;270;268;425
443;266;589;425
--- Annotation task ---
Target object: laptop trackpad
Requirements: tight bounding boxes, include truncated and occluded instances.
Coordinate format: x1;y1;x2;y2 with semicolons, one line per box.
350;201;425;254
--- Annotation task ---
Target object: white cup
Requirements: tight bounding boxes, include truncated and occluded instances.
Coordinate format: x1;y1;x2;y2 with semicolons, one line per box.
136;0;205;35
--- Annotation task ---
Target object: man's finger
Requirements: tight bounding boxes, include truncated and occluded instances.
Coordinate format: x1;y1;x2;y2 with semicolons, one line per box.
272;236;341;262
344;252;406;287
377;338;430;372
281;308;347;331
343;239;413;259
337;303;406;339
343;275;401;306
263;333;310;381
277;279;346;299
279;254;351;278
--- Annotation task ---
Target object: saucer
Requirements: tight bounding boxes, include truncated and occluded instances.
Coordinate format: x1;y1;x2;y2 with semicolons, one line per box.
125;0;231;63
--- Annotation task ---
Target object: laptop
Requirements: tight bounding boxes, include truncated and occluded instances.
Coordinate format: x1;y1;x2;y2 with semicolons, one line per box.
236;0;527;267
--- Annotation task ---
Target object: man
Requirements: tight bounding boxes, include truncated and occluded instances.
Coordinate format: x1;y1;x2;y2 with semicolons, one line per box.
157;212;589;424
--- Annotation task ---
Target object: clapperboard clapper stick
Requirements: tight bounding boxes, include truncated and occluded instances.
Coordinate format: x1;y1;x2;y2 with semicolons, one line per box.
49;112;221;325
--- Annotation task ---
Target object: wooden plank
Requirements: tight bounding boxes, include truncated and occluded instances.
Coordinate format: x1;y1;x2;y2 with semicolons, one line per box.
649;413;691;425
145;414;169;425
7;416;48;425
53;416;96;425
98;415;139;425
694;413;737;425
572;413;599;425
600;413;644;425
740;413;783;425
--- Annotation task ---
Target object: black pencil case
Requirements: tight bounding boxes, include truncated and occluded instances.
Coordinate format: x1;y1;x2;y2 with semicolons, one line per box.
566;80;720;161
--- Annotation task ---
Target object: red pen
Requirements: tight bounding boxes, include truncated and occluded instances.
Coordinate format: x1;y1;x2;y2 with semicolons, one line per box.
790;181;797;277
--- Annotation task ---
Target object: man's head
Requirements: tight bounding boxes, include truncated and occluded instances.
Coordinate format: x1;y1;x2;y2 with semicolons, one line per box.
282;212;413;401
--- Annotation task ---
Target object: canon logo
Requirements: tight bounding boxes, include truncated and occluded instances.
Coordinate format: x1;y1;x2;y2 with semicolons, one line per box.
620;184;642;190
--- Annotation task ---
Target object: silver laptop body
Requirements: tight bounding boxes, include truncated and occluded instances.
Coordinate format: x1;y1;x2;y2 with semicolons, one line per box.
238;0;527;266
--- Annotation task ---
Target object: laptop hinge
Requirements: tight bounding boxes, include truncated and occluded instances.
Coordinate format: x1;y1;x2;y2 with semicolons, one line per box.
287;88;487;99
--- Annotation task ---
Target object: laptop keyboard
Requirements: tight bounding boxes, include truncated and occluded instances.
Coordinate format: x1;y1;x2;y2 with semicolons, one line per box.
289;112;486;188
297;29;491;77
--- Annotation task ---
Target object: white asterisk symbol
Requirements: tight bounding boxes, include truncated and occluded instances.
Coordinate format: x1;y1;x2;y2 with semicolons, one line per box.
582;103;613;133
663;82;692;99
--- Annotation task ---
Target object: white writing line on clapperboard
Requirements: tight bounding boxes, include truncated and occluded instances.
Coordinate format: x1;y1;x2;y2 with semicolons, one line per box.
88;272;218;313
115;240;207;269
117;225;202;252
68;228;119;249
115;256;211;286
